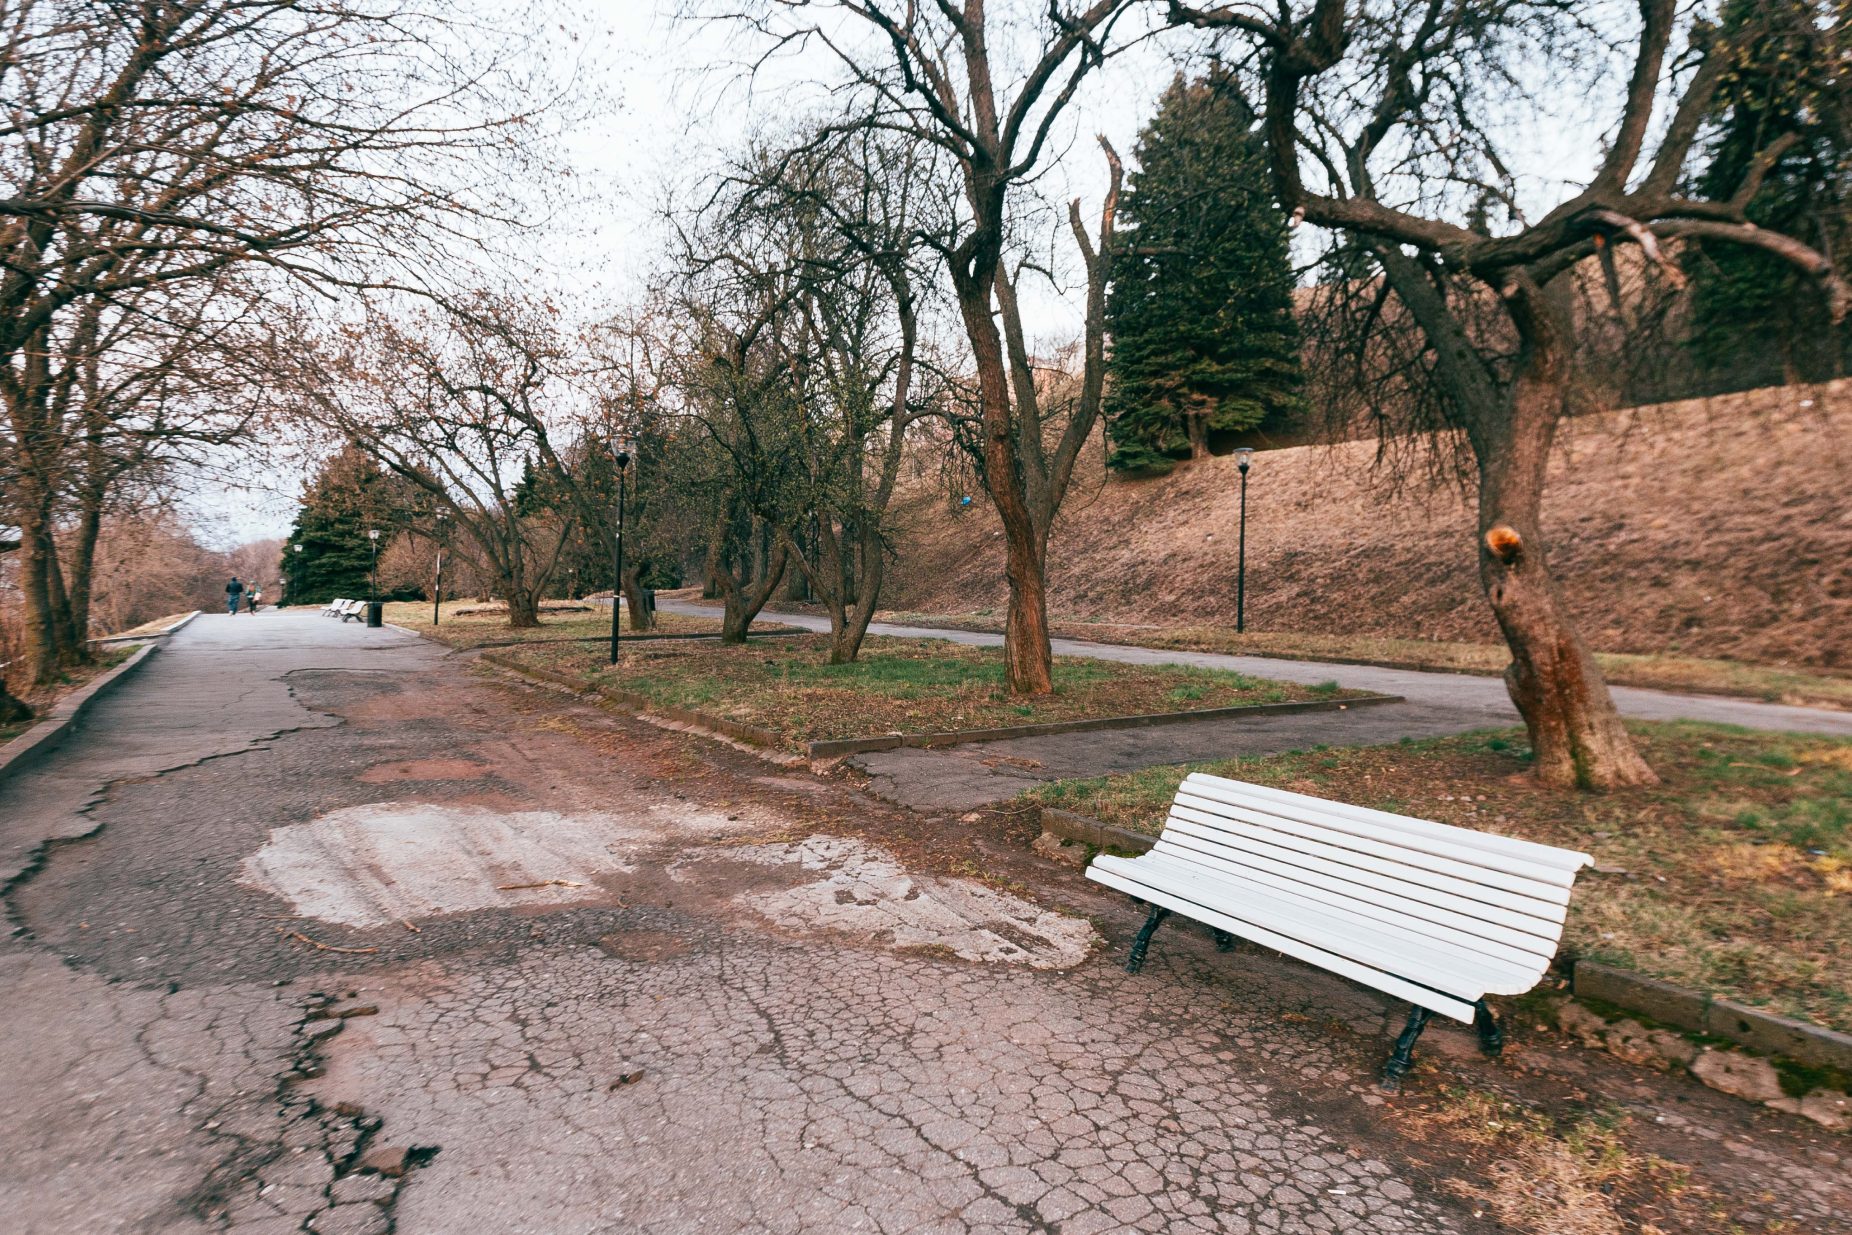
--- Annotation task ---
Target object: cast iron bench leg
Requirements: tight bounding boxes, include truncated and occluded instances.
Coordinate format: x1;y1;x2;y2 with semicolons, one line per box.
1124;905;1171;974
1379;1003;1432;1092
1474;998;1504;1056
1212;930;1235;952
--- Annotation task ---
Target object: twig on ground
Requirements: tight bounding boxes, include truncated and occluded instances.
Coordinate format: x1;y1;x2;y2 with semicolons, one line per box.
276;927;380;955
497;879;583;890
402;920;421;933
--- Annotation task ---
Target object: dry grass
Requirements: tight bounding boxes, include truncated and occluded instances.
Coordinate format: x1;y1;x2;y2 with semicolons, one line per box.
486;632;1358;751
1028;721;1852;1031
881;382;1852;671
381;600;797;649
1390;1086;1694;1235
864;612;1852;710
104;611;195;639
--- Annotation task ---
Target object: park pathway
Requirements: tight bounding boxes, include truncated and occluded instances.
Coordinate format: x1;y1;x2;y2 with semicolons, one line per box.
0;609;1470;1234
658;600;1852;809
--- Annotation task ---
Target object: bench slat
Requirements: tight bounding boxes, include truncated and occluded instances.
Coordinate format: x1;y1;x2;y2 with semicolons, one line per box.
1178;780;1576;888
1155;827;1562;960
1089;862;1482;1022
1163;807;1567;932
1186;773;1590;873
1175;790;1573;905
1123;851;1546;992
1087;863;1481;1022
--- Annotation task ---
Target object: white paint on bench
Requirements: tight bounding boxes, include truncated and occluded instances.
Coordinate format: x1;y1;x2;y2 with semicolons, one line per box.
1087;772;1590;1023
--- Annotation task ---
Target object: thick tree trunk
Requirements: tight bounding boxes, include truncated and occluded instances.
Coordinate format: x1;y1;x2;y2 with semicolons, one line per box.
954;276;1055;694
620;565;652;632
504;589;541;628
1187;412;1209;459
1479;288;1658;790
64;498;103;647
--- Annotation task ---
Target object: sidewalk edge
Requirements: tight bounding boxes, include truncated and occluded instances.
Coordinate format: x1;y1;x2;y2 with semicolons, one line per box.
0;643;161;789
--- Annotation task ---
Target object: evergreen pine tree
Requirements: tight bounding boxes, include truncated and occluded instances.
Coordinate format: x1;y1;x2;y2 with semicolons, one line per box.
280;447;416;605
1105;71;1304;472
1681;0;1850;389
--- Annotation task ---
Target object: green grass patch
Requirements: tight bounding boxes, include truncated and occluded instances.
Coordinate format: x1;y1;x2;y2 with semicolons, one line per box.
487;633;1354;751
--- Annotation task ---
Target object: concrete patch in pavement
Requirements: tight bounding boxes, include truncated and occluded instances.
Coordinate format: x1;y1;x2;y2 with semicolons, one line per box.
240;801;748;928
676;834;1097;968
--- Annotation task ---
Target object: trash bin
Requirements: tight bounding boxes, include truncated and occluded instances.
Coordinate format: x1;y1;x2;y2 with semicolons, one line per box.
366;601;383;628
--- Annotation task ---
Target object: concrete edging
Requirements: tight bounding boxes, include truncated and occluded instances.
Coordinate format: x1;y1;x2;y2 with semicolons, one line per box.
0;642;160;789
1575;959;1852;1072
94;609;199;645
806;693;1404;759
476;652;783;749
1039;807;1156;855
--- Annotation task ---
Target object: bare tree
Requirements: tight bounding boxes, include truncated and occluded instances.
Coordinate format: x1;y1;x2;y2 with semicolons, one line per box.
0;0;557;682
1170;0;1846;788
285;304;577;628
683;123;947;662
708;0;1144;691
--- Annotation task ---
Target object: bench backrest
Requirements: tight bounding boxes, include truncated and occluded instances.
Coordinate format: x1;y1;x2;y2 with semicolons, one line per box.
1157;773;1589;989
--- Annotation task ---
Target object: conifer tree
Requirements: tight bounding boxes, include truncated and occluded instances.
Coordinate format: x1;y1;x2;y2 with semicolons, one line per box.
1105;71;1305;471
281;447;418;605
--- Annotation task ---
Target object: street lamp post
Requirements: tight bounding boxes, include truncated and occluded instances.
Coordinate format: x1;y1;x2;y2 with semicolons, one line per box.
609;438;634;665
1233;448;1254;634
291;544;302;605
433;515;448;626
367;528;380;601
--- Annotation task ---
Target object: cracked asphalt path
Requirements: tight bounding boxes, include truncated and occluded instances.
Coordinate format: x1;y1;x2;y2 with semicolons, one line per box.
5;610;1847;1234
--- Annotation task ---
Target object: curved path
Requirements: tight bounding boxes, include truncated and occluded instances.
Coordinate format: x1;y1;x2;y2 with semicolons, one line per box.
660;600;1852;810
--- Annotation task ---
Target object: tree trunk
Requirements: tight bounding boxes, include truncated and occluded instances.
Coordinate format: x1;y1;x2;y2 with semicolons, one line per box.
621;564;652;632
1187;411;1209;459
64;498;104;647
953;274;1055;694
708;511;788;644
1479;285;1658;790
504;589;541;628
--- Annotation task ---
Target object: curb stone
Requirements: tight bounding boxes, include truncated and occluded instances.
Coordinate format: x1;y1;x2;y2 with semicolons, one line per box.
1576;959;1852;1072
807;692;1404;759
1038;807;1155;855
0;642;160;789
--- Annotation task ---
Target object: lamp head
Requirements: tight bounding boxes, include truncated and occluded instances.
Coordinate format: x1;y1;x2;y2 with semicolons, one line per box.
1233;447;1255;474
367;528;380;541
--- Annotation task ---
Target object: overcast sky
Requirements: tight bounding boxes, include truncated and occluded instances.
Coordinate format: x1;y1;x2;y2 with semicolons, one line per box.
207;0;1622;549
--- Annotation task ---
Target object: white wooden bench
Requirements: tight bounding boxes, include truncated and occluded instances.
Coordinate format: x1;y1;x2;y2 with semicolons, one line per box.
322;598;348;617
334;599;367;622
1087;771;1590;1089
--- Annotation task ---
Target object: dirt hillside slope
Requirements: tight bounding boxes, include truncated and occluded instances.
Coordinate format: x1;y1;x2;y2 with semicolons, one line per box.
883;381;1852;670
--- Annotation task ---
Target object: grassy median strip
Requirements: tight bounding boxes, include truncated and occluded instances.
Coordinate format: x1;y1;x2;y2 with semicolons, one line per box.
870;610;1852;710
484;631;1358;751
381;600;797;649
1027;720;1852;1032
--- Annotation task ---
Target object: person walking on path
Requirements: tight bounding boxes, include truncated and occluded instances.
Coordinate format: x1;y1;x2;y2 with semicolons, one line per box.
247;583;263;614
225;577;245;616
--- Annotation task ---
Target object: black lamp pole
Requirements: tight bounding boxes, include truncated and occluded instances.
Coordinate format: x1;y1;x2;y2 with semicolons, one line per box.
1234;448;1254;634
609;442;631;665
433;516;447;626
367;529;380;601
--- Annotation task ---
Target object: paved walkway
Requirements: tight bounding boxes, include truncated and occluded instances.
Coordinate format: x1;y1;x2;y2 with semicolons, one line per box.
661;601;1852;809
3;609;1844;1233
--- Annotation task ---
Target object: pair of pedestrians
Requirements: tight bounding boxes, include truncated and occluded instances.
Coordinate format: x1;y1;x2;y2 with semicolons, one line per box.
225;577;262;615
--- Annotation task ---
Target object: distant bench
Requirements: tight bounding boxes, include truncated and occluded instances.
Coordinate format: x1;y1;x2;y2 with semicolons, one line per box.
322;599;366;622
1086;772;1590;1089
